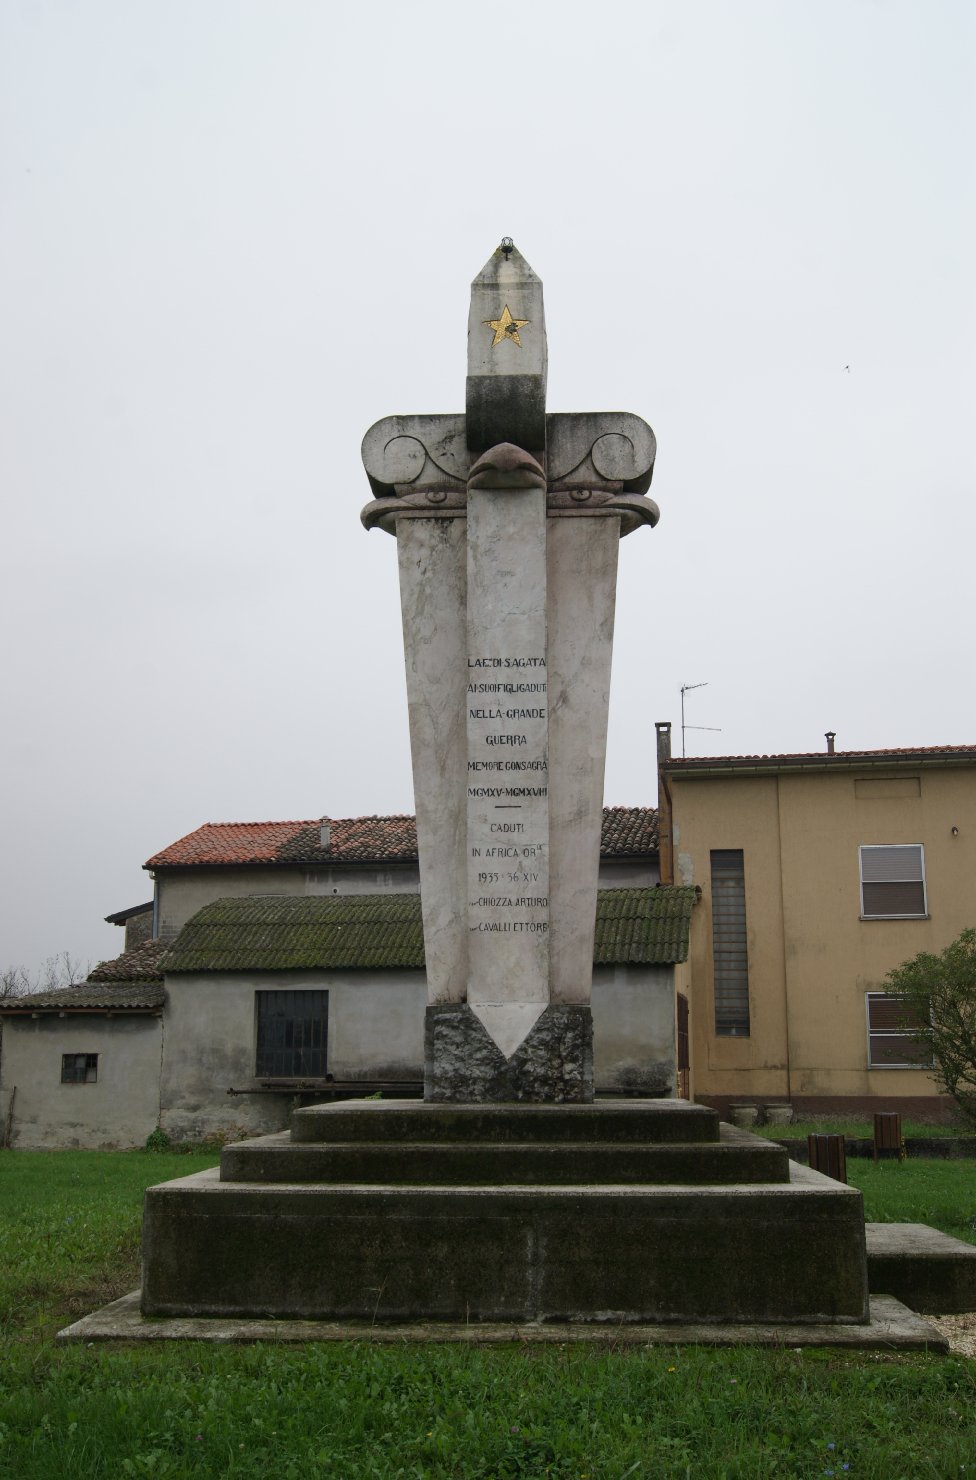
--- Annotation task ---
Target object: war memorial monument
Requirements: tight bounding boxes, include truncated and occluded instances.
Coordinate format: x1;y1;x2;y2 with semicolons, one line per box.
70;245;946;1344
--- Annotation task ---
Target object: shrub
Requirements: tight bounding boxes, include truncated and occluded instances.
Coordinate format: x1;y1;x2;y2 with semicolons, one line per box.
885;927;976;1128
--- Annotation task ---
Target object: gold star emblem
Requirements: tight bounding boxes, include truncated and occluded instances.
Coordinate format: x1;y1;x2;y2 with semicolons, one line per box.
484;304;529;348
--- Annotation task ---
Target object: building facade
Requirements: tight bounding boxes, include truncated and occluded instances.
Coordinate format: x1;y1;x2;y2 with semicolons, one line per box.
0;808;694;1148
658;729;976;1120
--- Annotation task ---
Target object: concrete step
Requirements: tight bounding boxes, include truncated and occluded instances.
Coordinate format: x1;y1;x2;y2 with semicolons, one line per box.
866;1222;976;1313
219;1127;790;1186
61;1290;948;1353
141;1162;868;1325
289;1097;720;1146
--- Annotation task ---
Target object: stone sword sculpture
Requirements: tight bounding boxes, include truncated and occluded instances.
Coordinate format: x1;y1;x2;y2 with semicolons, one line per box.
361;241;658;1102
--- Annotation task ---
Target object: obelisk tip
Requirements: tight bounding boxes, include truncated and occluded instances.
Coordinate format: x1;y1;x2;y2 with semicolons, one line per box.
471;239;541;287
466;243;547;452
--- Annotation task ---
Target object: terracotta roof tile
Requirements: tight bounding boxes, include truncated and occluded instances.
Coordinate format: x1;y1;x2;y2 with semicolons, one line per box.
145;820;319;868
146;809;657;869
276;815;417;863
599;806;660;854
88;938;167;983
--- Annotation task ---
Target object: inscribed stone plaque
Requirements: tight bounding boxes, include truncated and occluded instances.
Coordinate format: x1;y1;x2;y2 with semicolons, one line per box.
466;482;549;1058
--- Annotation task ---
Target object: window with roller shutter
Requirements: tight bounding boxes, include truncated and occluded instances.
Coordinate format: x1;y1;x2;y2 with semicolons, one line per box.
859;844;927;919
865;992;933;1068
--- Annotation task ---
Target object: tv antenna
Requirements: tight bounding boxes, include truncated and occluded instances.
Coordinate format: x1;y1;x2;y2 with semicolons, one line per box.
679;682;722;758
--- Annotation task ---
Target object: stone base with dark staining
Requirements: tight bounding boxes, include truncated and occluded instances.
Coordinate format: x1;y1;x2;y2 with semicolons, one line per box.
425;1003;593;1103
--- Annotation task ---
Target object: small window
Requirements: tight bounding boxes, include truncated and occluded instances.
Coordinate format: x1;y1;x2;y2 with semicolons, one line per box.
61;1053;98;1084
866;993;933;1068
710;849;750;1037
859;844;927;919
256;990;328;1078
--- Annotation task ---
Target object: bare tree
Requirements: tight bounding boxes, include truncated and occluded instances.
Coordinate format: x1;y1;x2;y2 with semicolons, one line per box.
0;966;33;1000
1;953;88;998
1;953;89;1072
38;951;88;992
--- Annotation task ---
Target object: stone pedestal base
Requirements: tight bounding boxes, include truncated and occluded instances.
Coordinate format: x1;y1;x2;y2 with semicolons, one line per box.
140;1101;871;1326
424;1003;593;1103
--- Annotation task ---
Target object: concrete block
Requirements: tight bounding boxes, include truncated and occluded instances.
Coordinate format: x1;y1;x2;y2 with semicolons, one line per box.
289;1097;720;1145
219;1129;790;1187
142;1163;868;1325
62;1290;948;1352
866;1222;976;1313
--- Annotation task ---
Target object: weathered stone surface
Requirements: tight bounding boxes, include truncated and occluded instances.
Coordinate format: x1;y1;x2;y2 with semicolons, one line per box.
866;1222;976;1313
547;517;619;1005
397;517;468;1004
361;414;468;501
61;1290;949;1352
219;1127;790;1186
140;1162;869;1324
466;244;546;455
547;412;657;497
289;1097;720;1144
424;1004;592;1103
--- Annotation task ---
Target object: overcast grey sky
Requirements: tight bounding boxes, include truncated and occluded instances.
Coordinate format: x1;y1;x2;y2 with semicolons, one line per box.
1;1;973;976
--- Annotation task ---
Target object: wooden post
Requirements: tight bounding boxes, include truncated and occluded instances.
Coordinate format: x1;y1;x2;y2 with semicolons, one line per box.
808;1132;847;1183
873;1111;904;1163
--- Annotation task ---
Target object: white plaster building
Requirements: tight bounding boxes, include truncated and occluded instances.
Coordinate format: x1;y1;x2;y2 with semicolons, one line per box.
0;809;696;1148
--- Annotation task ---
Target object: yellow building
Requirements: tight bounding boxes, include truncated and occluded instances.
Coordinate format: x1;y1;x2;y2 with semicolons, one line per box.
657;725;976;1120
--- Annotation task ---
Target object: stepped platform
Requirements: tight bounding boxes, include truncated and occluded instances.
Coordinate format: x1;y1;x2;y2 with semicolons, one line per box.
219;1124;790;1186
288;1099;722;1145
141;1099;873;1328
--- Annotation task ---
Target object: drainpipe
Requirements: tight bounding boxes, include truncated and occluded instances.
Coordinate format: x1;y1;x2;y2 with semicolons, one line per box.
775;774;793;1106
656;721;673;886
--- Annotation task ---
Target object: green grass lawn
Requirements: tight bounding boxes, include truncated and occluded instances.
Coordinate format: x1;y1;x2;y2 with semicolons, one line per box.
760;1117;975;1142
1;1150;975;1478
849;1159;976;1246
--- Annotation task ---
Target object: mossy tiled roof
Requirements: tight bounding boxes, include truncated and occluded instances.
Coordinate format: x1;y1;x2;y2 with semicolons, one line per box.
145;807;658;870
162;887;696;975
0;981;166;1014
164;895;425;973
592;888;697;966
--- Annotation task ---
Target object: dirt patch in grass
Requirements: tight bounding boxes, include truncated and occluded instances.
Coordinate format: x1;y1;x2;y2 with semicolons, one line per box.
58;1269;138;1320
933;1312;976;1357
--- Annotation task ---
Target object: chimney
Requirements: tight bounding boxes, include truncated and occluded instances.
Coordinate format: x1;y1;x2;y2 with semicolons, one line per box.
825;731;836;755
656;721;672;764
320;819;331;849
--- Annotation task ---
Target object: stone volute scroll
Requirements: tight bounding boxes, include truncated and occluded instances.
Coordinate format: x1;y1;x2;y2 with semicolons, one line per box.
360;241;659;1102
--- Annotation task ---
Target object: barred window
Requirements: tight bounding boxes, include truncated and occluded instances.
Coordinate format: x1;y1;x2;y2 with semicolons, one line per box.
859;845;926;919
711;849;750;1037
61;1053;98;1084
256;990;329;1078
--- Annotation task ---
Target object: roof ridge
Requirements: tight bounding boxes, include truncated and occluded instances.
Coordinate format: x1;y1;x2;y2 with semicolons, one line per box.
145;807;658;869
666;743;976;764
